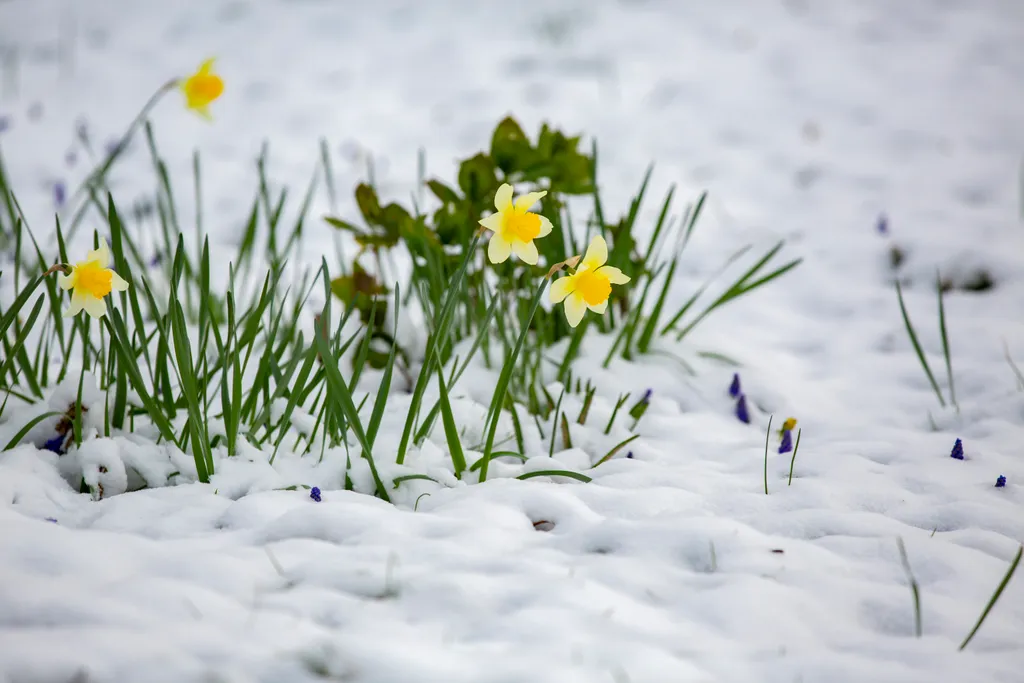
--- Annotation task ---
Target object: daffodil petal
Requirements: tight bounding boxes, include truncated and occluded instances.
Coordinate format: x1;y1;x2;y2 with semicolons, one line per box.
82;294;107;319
537;215;553;238
563;293;587;328
511;239;538;265
582;235;608;270
57;272;74;291
87;243;110;269
64;291;86;318
199;58;216;74
111;272;130;292
514;190;547;212
598;265;630;285
589;300;608;314
494;184;514;212
479;212;504;233
488;234;512;264
549;276;573;304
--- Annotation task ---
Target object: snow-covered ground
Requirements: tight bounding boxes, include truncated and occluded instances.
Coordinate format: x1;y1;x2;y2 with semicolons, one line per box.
2;0;1024;681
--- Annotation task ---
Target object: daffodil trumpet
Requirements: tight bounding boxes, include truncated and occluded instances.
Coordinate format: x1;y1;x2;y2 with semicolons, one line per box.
180;58;224;120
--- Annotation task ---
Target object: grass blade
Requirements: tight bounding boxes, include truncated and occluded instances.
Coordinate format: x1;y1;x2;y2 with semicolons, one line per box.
787;428;802;486
896;537;922;638
479;278;548;481
936;271;956;411
593;433;640;467
313;311;390;502
517;469;592;483
959;545;1022;650
895;280;945;408
434;348;467;478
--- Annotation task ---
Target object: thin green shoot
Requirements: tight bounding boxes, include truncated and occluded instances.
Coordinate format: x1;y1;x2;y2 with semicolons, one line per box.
936;271;957;412
593;433;640;467
959;545;1022;651
895;280;946;408
786;428;802;486
560;413;573;450
895;537;922;638
604;392;631;435
516;469;592;483
763;414;773;495
548;386;565;458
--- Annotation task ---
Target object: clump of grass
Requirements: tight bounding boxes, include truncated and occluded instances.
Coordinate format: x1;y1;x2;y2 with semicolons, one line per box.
0;99;799;502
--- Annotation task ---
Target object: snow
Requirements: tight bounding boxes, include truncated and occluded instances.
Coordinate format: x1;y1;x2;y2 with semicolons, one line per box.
1;0;1024;681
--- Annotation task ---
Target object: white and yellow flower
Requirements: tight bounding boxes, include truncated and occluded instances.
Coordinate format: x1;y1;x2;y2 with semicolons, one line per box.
479;183;553;265
180;58;224;120
549;235;630;327
57;242;129;319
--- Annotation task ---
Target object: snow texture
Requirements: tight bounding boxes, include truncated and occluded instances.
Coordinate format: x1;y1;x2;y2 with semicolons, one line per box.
1;0;1024;681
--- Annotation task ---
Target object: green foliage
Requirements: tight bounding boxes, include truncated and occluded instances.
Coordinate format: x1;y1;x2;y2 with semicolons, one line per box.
0;111;799;505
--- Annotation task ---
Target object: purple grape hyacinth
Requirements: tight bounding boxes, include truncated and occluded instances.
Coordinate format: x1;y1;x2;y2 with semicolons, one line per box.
995;475;1006;488
950;438;964;460
310;486;322;502
729;373;741;398
778;429;793;454
735;395;750;424
42;433;68;454
877;213;889;235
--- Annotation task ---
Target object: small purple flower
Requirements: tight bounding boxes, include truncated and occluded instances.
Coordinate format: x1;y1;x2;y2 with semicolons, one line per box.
778;429;793;454
44;517;58;524
149;252;163;267
0;115;9;134
42;433;68;454
950;438;964;460
310;486;322;502
625;451;634;459
54;181;67;207
877;213;889;235
729;373;741;398
641;389;653;404
735;394;750;424
995;475;1006;488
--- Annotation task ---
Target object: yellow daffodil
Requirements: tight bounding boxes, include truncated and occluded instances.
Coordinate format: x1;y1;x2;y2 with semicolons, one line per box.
549;235;630;327
479;183;553;265
180;58;224;119
57;242;129;319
